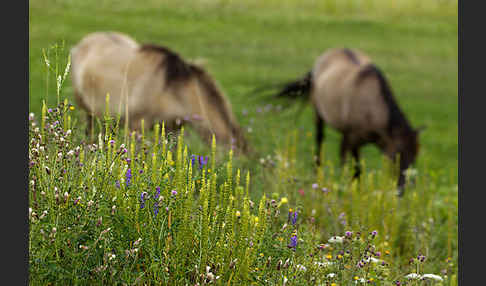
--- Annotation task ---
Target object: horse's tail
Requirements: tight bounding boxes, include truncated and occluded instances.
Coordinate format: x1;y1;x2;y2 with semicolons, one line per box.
275;71;313;101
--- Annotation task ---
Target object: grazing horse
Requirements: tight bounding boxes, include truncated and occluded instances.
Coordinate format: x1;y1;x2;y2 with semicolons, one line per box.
70;31;249;153
274;48;422;195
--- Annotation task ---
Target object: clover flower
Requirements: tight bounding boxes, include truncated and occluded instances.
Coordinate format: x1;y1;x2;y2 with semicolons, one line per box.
328;236;344;244
422;274;443;281
405;273;421;280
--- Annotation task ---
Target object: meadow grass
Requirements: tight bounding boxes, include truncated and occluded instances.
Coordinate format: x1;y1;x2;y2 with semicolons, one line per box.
29;0;457;284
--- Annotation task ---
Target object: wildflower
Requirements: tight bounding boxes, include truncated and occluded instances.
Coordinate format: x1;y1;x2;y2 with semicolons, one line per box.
288;234;298;249
140;192;148;209
112;205;116;215
327;273;336;278
417;254;426;262
321;187;329;193
298;189;305;196
328;236;344;244
125;168;132;187
154;187;161;217
422;274;443;281
96;216;103;227
235;211;241;218
69;106;75;111
288;209;298;225
115;180;120;189
171;190;178;196
312;183;318;189
283;258;290;268
296;264;307;271
345;231;353;238
198;156;209;169
370;230;378;237
405;273;421;280
280;197;288;204
338;212;346;226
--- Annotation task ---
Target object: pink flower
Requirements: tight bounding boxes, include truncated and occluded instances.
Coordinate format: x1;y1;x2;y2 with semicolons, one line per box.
298;189;305;196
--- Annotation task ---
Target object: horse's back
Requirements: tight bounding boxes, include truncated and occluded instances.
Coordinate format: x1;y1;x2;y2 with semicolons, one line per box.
311;48;388;134
71;32;151;117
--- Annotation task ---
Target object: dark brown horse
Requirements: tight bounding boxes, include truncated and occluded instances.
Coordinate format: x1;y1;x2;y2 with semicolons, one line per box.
71;31;249;153
274;48;422;195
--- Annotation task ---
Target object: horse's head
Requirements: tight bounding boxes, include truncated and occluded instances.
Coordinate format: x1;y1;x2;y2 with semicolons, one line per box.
392;126;423;192
189;65;251;155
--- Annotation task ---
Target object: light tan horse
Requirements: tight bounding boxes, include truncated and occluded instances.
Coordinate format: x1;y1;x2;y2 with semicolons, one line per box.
71;31;249;153
274;48;422;195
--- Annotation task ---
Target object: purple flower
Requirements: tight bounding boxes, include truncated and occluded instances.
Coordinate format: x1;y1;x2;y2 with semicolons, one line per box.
288;234;298;249
140;192;147;209
115;180;120;189
345;231;353;238
371;230;378;237
198;156;208;169
312;183;318;189
48;108;53;113
288;210;298;225
321;187;329;193
191;155;197;167
154;187;160;217
171;190;177;196
126;168;132;187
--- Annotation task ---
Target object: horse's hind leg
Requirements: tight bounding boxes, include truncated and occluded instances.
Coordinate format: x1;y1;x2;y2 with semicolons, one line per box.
339;133;350;166
351;147;361;179
86;113;94;140
315;110;325;166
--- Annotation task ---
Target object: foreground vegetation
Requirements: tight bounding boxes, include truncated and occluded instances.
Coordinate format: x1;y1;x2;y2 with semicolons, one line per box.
29;97;456;285
29;0;457;284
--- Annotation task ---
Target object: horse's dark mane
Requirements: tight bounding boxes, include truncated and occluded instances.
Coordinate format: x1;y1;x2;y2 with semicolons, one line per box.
342;48;360;65
140;44;194;83
356;64;413;136
140;43;242;139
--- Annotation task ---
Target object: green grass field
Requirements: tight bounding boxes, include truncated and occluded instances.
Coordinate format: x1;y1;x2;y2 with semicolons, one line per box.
29;0;458;284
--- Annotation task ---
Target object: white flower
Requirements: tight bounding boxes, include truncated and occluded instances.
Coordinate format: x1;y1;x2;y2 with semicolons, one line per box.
422;274;443;281
328;236;344;244
405;273;421;279
315;261;333;267
296;264;307;271
327;273;336;278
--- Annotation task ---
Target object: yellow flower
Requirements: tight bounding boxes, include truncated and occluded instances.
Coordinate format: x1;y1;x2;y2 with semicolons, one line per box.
337;254;343;259
280;197;288;204
69;106;75;111
289;208;293;212
354;276;359;280
235;211;241;217
369;278;374;282
326;254;332;259
254;217;259;223
278;237;283;242
385;250;390;255
331;284;337;286
259;253;264;257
